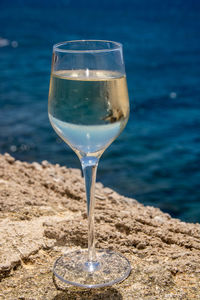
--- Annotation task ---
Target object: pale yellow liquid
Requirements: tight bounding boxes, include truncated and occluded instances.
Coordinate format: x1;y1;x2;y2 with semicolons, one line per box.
48;70;129;156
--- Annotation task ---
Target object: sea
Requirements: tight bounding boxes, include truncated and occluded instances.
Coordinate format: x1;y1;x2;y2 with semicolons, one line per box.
0;0;200;223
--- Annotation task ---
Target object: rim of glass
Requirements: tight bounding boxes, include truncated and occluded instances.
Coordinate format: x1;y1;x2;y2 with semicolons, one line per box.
53;40;122;53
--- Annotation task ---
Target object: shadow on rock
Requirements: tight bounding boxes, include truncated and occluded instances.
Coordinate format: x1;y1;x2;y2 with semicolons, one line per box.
53;289;122;300
52;274;123;300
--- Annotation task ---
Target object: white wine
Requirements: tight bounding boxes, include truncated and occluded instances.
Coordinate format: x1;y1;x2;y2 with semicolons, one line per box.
50;41;132;288
48;70;129;157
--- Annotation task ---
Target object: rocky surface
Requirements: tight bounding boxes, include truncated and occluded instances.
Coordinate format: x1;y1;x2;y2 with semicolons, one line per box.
0;153;200;299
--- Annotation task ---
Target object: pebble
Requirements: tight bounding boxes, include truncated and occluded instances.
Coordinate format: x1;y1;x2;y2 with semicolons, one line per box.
137;242;146;250
5;153;15;164
31;162;42;171
96;194;106;200
41;160;49;168
154;215;165;224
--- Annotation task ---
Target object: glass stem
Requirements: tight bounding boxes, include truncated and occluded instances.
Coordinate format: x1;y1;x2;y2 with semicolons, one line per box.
81;156;99;263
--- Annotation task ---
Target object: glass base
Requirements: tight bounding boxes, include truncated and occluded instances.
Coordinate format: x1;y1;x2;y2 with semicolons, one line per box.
53;249;131;288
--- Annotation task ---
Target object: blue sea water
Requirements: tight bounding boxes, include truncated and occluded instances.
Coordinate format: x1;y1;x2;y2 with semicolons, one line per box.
0;0;200;222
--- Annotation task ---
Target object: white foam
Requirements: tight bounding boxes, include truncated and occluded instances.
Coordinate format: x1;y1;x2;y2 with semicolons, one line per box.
0;38;19;48
0;37;10;47
169;92;177;99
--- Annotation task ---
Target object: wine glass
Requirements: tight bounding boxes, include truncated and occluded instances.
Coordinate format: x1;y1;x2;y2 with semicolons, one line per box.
48;40;131;288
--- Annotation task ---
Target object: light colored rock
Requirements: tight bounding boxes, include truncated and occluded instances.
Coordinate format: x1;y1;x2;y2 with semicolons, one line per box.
0;153;200;299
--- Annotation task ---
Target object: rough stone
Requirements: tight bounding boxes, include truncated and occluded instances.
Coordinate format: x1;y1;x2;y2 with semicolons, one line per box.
0;153;200;299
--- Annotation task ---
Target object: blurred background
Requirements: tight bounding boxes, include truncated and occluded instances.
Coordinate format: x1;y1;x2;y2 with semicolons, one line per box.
0;0;200;222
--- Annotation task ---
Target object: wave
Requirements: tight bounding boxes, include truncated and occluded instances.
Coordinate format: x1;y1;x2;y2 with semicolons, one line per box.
0;37;9;47
0;38;18;48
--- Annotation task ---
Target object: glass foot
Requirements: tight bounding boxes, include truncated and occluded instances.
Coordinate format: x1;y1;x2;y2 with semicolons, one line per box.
53;249;131;288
